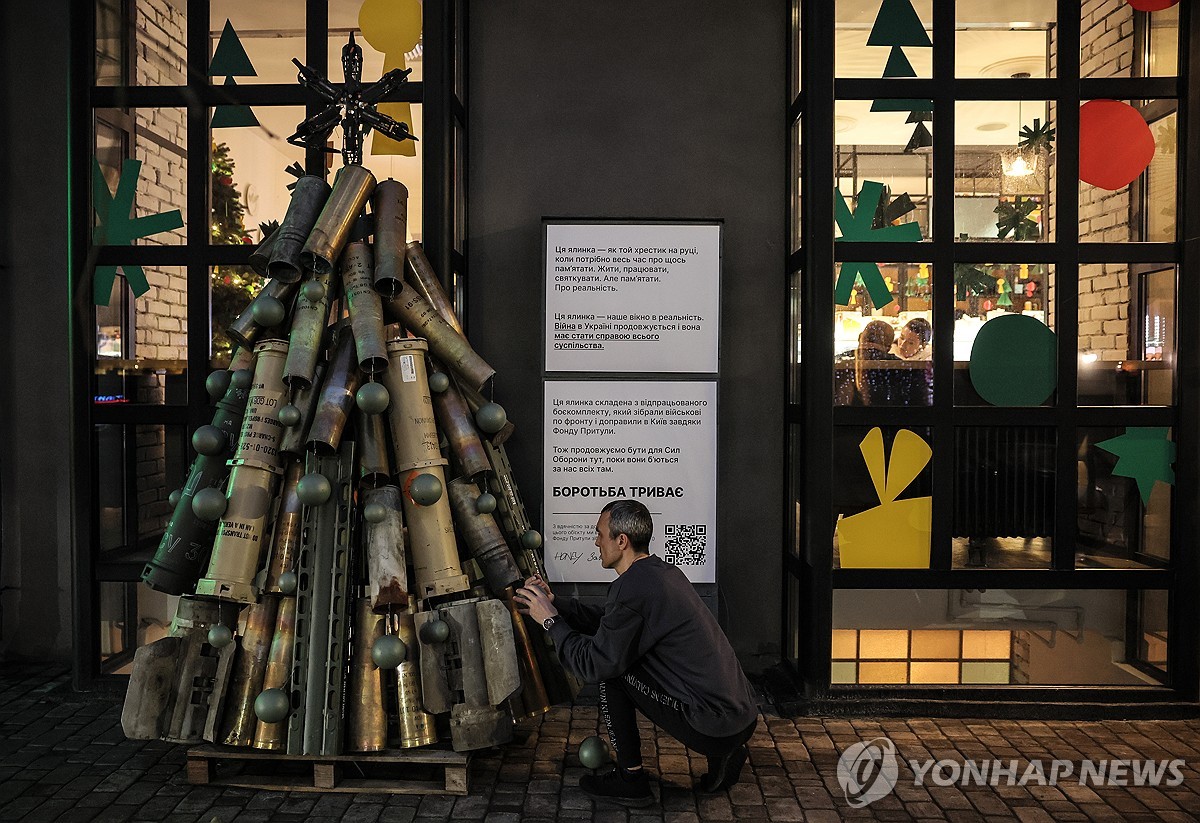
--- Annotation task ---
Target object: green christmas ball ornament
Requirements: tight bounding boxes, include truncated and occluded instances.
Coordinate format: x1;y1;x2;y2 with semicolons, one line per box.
168;488;183;508
420;619;450;645
520;529;543;550
363;501;388;523
230;369;253;390
296;473;333;506
475;402;508;434
475;492;498;514
205;369;231;400
277;571;298;595
301;279;326;304
371;634;408;669
356;381;390;415
207;623;233;649
191;425;226;456
428;371;451;393
578;735;612;769
409;473;443;506
277;404;302;427
192;487;228;521
252;295;286;328
254;688;291;724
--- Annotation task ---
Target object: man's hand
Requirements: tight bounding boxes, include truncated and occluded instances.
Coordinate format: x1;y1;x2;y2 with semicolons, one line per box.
524;574;554;603
514;584;558;625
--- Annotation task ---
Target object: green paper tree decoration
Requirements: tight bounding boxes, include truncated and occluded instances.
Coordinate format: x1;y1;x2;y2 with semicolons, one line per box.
834;181;922;307
209;20;258;129
867;1;933;140
1096;427;1176;505
92;158;185;305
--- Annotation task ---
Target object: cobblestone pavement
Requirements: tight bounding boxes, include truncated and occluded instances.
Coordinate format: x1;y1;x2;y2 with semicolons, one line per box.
3;664;1200;821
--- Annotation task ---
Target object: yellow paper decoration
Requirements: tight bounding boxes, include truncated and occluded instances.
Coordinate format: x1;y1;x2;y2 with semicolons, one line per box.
836;427;932;568
360;0;422;157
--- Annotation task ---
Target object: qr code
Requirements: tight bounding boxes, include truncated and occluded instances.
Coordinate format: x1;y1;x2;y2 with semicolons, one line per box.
663;523;707;565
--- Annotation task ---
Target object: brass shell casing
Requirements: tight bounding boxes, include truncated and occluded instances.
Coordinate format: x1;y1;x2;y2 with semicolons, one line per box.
263;456;303;594
447;478;523;597
363;485;409;612
279;360;327;457
356;409;392;489
346;598;388;753
248;226;280;276
432;380;491;479
218;596;280;747
306;324;362;456
381;338;441;472
284;270;337;389
228;280;299;351
372;181;409;296
399;464;469;602
253;595;296;751
383;284;495;392
404;241;461;331
393;607;437;748
341;241;389;374
268;175;332;283
301;165;377;276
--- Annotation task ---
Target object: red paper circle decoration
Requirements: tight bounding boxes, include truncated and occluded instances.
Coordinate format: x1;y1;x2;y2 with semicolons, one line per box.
1125;0;1179;11
1078;99;1156;191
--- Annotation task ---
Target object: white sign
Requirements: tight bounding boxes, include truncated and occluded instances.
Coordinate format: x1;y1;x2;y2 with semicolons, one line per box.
545;222;721;373
543;380;717;583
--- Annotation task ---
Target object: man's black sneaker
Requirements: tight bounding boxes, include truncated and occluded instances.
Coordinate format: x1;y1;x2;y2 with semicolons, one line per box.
697;743;750;794
580;765;655;807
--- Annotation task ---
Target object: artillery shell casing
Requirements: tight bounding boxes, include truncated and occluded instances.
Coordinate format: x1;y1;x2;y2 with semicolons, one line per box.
447;478;523;596
306;325;362;456
228;280;300;351
169;595;240;636
143;374;252;594
279;361;327;457
364;485;409;612
284;270;337;389
346;598;388;752
432;379;491;479
393;608;436;748
249;226;281;276
268;175;332;283
504;586;551;718
264;456;304;593
356;409;392;489
400;465;469;602
301;165;376;276
229;346;256;373
231;341;289;473
383;282;495;391
342;241;389;374
219;596;280;747
405;241;461;332
254;595;296;751
372;181;410;296
382;338;442;472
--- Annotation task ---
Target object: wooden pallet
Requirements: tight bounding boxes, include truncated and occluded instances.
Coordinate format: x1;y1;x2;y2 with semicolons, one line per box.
186;744;470;795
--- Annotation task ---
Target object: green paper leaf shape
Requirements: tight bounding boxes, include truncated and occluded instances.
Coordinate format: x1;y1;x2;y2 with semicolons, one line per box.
1096;427;1176;505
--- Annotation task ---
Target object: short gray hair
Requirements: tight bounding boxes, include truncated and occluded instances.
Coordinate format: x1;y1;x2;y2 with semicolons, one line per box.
601;499;653;552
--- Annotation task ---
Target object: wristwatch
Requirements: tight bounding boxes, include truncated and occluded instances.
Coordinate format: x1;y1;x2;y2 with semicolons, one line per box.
542;615;558;631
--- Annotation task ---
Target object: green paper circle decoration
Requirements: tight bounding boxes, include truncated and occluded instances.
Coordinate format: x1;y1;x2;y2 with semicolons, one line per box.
296;473;333;506
168;488;183;508
192;487;228;521
475;402;507;434
230;369;253;390
428;372;451;393
420;619;450;645
191;425;226;456
206;369;231;400
363;501;388;523
968;314;1058;406
578;736;612;769
252;295;286;327
254;688;291;723
371;634;407;669
520;529;543;550
301;279;326;304
277;571;298;595
356;382;391;415
410;473;443;506
475;492;498;514
207;623;233;649
277;404;302;427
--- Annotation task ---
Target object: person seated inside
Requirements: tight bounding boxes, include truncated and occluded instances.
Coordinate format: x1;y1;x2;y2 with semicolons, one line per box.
834;319;903;406
894;317;932;361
